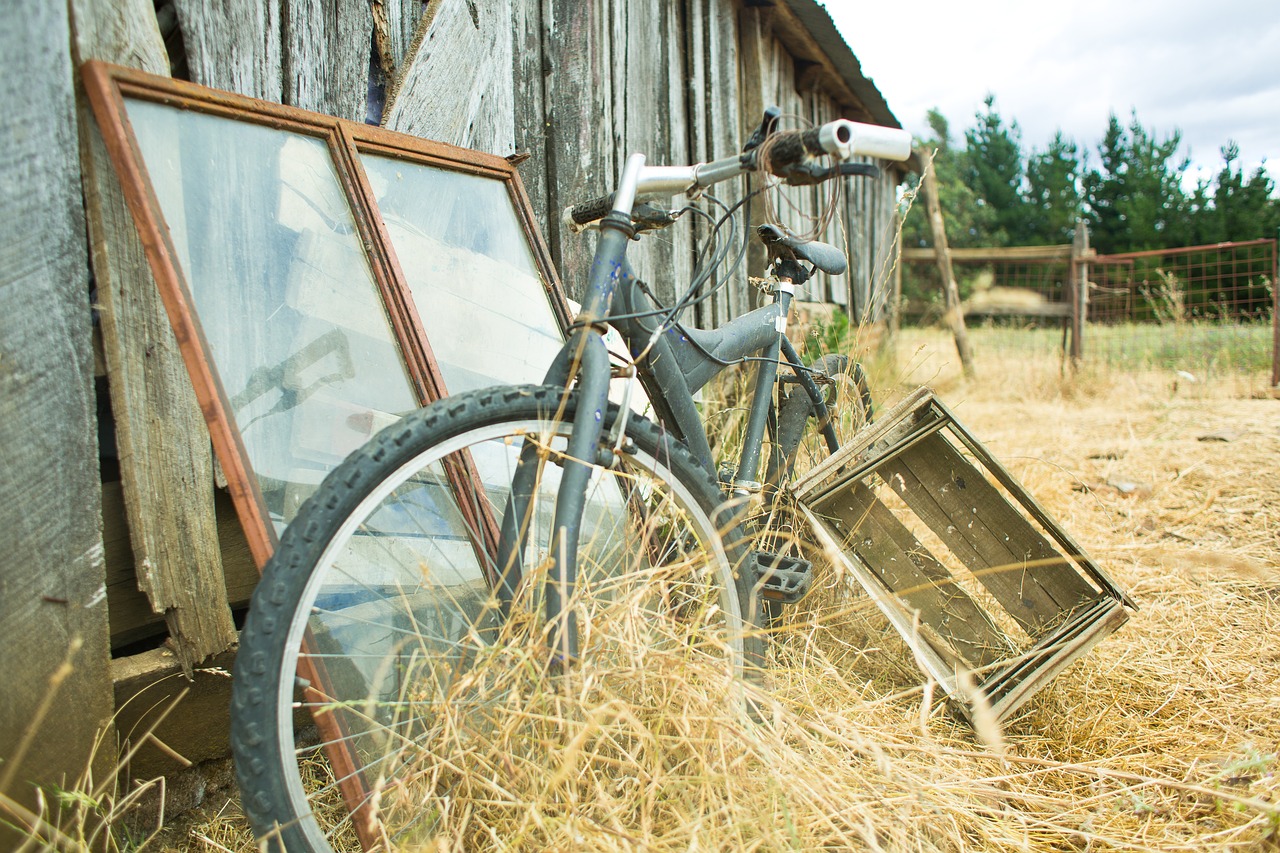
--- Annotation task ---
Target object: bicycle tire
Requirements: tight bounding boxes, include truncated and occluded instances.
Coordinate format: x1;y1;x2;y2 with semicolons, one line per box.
231;384;764;852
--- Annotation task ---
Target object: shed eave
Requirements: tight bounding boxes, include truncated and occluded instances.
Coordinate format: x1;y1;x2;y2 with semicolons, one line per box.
779;0;902;130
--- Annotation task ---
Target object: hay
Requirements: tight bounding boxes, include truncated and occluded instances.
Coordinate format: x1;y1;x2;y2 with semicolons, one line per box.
137;333;1278;851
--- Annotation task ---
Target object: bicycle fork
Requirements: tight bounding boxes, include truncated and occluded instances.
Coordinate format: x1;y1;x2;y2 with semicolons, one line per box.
496;222;633;665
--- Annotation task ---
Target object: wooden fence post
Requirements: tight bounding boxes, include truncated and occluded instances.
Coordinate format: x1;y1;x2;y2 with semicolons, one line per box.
920;154;975;378
1071;220;1089;367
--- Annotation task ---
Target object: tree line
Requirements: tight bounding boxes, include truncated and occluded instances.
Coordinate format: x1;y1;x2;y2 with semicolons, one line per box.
903;95;1280;255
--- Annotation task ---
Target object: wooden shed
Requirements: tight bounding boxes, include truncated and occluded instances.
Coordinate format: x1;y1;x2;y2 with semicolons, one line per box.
0;0;908;827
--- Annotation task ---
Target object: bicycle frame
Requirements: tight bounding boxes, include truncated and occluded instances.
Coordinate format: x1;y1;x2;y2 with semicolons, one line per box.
509;153;842;657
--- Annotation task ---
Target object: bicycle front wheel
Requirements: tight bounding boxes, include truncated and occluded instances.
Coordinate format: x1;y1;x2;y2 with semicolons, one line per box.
232;384;763;852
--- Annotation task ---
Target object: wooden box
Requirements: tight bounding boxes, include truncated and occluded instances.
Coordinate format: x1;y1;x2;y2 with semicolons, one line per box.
791;388;1135;723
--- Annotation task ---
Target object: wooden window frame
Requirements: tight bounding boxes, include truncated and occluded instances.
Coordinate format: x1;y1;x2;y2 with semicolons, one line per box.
81;59;571;570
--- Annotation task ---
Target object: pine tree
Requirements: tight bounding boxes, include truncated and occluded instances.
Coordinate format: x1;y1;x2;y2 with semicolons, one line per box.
962;94;1026;245
1083;111;1190;253
1024;131;1082;245
1202;142;1279;243
903;108;995;250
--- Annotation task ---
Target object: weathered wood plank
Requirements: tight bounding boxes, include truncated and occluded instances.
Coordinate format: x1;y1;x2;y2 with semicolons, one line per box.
284;0;370;121
541;0;616;300
385;0;427;69
112;648;236;779
661;0;695;319
370;0;425;89
384;0;515;156
614;1;681;308
103;482;257;649
73;0;237;672
685;0;713;324
877;434;1098;636
510;0;550;235
736;6;771;283
819;482;1012;669
0;1;113;839
173;0;283;102
706;0;747;322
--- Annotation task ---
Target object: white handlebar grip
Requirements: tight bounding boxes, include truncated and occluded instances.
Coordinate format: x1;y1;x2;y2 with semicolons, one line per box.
819;120;913;162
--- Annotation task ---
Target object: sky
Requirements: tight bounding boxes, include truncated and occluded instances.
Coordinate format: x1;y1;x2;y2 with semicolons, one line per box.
827;0;1280;185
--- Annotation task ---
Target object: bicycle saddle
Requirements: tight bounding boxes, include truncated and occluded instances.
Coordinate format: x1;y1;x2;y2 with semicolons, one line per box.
756;224;848;276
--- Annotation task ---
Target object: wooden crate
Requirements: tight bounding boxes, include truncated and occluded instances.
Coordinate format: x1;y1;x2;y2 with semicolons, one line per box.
791;388;1135;723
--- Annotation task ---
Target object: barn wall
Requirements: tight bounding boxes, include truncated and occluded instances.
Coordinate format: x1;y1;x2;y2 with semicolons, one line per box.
511;0;903;325
0;0;114;835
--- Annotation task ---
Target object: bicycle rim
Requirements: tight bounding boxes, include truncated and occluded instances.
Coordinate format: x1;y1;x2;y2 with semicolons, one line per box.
257;397;751;849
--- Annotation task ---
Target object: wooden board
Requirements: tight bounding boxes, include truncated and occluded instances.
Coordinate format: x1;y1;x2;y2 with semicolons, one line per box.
103;482;257;650
876;433;1099;635
540;0;616;301
285;0;370;121
0;0;114;840
111;648;238;779
74;0;237;672
384;0;515;155
815;481;1013;669
687;0;741;325
510;0;550;235
173;0;283;102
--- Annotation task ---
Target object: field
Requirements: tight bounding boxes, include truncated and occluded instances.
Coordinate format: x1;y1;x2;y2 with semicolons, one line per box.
24;329;1280;851
942;320;1275;377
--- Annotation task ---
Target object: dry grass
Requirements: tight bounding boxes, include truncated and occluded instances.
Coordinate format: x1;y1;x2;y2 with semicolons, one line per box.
33;330;1279;851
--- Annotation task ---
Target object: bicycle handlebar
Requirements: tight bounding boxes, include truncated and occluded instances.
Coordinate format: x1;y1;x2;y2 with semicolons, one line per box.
563;117;912;229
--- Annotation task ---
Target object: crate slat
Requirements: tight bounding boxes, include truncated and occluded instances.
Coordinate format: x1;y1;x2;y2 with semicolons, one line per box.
823;480;1013;669
878;432;1098;631
792;389;1134;723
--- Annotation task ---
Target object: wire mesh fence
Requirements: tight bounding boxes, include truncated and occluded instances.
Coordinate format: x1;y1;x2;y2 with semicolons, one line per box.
1086;239;1277;381
895;237;1278;384
898;244;1077;365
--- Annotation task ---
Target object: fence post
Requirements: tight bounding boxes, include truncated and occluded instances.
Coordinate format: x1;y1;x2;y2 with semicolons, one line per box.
1070;220;1089;367
920;154;975;378
1272;230;1279;388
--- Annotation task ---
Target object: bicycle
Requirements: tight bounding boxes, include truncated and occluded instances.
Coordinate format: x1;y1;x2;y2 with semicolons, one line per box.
231;108;912;851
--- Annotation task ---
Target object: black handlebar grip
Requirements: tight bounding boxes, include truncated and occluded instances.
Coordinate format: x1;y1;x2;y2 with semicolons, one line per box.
567;193;616;226
762;128;824;175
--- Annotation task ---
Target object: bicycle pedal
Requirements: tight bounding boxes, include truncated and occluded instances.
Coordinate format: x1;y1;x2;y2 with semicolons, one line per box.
751;550;813;604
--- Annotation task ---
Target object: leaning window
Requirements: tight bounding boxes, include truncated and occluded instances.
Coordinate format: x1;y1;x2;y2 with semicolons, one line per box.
82;61;569;554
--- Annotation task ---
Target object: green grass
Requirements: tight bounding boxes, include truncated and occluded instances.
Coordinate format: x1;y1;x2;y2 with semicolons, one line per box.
900;318;1275;377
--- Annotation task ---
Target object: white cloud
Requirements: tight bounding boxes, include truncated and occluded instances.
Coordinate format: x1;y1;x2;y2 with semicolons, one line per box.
826;0;1280;179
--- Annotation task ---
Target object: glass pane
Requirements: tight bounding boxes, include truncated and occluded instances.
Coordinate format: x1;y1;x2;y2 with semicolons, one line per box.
125;99;419;529
360;155;564;393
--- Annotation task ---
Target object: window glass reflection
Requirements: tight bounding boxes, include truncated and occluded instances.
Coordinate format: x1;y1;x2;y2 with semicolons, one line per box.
125;100;419;528
360;155;564;393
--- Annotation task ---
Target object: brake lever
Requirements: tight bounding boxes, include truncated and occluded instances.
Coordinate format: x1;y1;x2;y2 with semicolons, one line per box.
631;202;681;235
